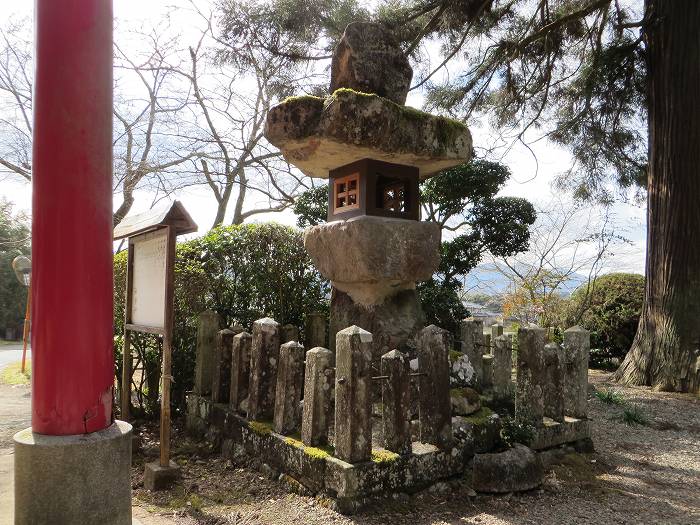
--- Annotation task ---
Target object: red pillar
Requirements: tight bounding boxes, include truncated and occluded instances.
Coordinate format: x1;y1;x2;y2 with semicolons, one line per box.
32;0;114;435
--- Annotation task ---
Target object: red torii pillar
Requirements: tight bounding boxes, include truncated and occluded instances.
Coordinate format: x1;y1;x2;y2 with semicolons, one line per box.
13;2;132;523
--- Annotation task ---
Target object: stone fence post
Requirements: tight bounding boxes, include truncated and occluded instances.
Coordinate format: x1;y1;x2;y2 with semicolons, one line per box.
247;318;280;421
491;323;504;342
305;312;327;349
563;326;590;419
492;334;513;397
516;326;546;425
274;341;305;434
230;331;252;414
334;326;373;463
194;310;220;395
543;342;565;422
281;323;299;344
417;325;453;449
381;349;411;455
301;347;334;446
460;318;484;389
212;328;235;404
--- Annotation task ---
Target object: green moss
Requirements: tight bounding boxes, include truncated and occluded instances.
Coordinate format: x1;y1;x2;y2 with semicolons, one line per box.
248;420;273;435
304;446;331;460
463;407;494;426
330;87;377;99
450;387;478;400
281;94;324;105
283;435;332;459
449;350;464;362
284;435;304;448
330;87;467;136
435;115;468;142
371;449;400;464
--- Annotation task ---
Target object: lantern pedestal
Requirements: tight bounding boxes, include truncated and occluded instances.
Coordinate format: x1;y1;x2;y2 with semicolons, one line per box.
13;421;133;525
304;216;441;359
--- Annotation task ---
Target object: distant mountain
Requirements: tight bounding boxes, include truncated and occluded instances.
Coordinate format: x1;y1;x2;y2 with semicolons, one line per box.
463;263;588;297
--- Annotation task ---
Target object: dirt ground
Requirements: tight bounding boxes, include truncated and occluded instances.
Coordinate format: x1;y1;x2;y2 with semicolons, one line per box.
2;370;699;525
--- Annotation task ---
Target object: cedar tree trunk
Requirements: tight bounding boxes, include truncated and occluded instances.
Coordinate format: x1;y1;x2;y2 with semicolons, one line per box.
615;0;700;393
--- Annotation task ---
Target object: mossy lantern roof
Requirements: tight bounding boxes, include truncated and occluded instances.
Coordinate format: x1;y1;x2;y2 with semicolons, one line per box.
264;89;473;180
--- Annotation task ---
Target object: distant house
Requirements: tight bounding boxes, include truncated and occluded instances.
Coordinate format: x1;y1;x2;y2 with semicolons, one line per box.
462;301;501;327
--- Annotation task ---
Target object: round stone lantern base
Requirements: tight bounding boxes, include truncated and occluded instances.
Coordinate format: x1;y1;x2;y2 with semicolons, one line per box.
304;216;441;305
13;420;133;525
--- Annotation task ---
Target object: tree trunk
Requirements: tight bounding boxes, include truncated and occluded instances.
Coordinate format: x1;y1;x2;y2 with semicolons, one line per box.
113;186;135;227
615;0;700;393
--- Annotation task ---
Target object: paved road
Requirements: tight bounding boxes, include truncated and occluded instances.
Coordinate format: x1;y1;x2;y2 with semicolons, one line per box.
0;344;30;369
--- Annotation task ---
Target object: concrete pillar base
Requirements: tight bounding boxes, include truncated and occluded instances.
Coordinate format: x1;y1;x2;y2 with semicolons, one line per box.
143;460;180;491
13;420;133;525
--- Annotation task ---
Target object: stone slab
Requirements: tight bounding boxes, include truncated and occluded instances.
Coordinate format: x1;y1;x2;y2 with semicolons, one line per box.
530;417;591;450
186;393;591;512
13;421;132;525
186;394;501;510
264;89;472;179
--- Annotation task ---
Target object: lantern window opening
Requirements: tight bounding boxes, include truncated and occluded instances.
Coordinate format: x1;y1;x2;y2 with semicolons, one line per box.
333;173;360;214
376;175;407;214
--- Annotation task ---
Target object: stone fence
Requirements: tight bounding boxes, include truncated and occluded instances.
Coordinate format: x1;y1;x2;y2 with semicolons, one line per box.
193;311;591;462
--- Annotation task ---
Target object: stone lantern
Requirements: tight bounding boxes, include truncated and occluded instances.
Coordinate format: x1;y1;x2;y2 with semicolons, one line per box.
264;22;473;358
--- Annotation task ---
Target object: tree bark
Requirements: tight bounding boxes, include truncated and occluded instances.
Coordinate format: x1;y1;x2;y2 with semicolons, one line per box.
615;0;700;393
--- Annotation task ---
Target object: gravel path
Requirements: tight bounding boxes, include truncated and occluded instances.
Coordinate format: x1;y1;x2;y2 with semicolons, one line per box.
131;370;700;525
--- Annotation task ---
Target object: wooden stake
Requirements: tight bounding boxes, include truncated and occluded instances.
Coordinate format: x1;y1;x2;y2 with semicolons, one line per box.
121;244;134;420
20;285;30;374
160;226;176;467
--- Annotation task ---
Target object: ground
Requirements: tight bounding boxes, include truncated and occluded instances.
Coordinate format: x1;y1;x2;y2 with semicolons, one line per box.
1;363;698;524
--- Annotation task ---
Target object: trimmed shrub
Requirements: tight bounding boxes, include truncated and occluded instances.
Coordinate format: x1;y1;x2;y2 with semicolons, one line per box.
564;273;644;366
114;223;329;414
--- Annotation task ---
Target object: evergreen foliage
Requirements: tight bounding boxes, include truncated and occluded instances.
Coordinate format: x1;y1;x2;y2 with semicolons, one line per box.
114;223;328;413
293;160;536;333
564;272;644;366
0;201;30;337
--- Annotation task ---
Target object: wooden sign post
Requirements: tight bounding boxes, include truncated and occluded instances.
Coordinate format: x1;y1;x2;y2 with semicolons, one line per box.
114;201;196;487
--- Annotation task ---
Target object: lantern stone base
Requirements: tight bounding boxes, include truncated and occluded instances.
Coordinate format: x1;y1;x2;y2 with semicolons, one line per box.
329;287;424;363
304;216;441;305
13;420;133;525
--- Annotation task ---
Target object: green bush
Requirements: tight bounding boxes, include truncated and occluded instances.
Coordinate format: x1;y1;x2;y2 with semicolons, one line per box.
564;273;644;366
0;201;30;337
114;223;329;414
499;416;535;448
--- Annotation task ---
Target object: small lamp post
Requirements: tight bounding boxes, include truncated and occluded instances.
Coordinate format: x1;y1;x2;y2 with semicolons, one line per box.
12;255;31;373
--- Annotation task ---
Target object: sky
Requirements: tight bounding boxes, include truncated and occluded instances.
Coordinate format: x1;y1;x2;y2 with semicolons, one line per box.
0;0;647;276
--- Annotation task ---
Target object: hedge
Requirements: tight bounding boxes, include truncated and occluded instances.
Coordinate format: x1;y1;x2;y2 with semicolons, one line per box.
114;223;329;414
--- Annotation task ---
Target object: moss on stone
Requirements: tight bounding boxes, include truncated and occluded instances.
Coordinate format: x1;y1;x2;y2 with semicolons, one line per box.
435;115;468;141
248;420;273;435
463;407;494;426
284;436;304;448
281;94;324;105
371;449;400;464
330;87;469;141
449;350;464;362
330;87;377;99
304;446;331;460
283;435;332;459
450;387;481;403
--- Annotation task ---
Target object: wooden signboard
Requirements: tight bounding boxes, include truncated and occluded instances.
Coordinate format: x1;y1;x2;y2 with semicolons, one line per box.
114;201;196;468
